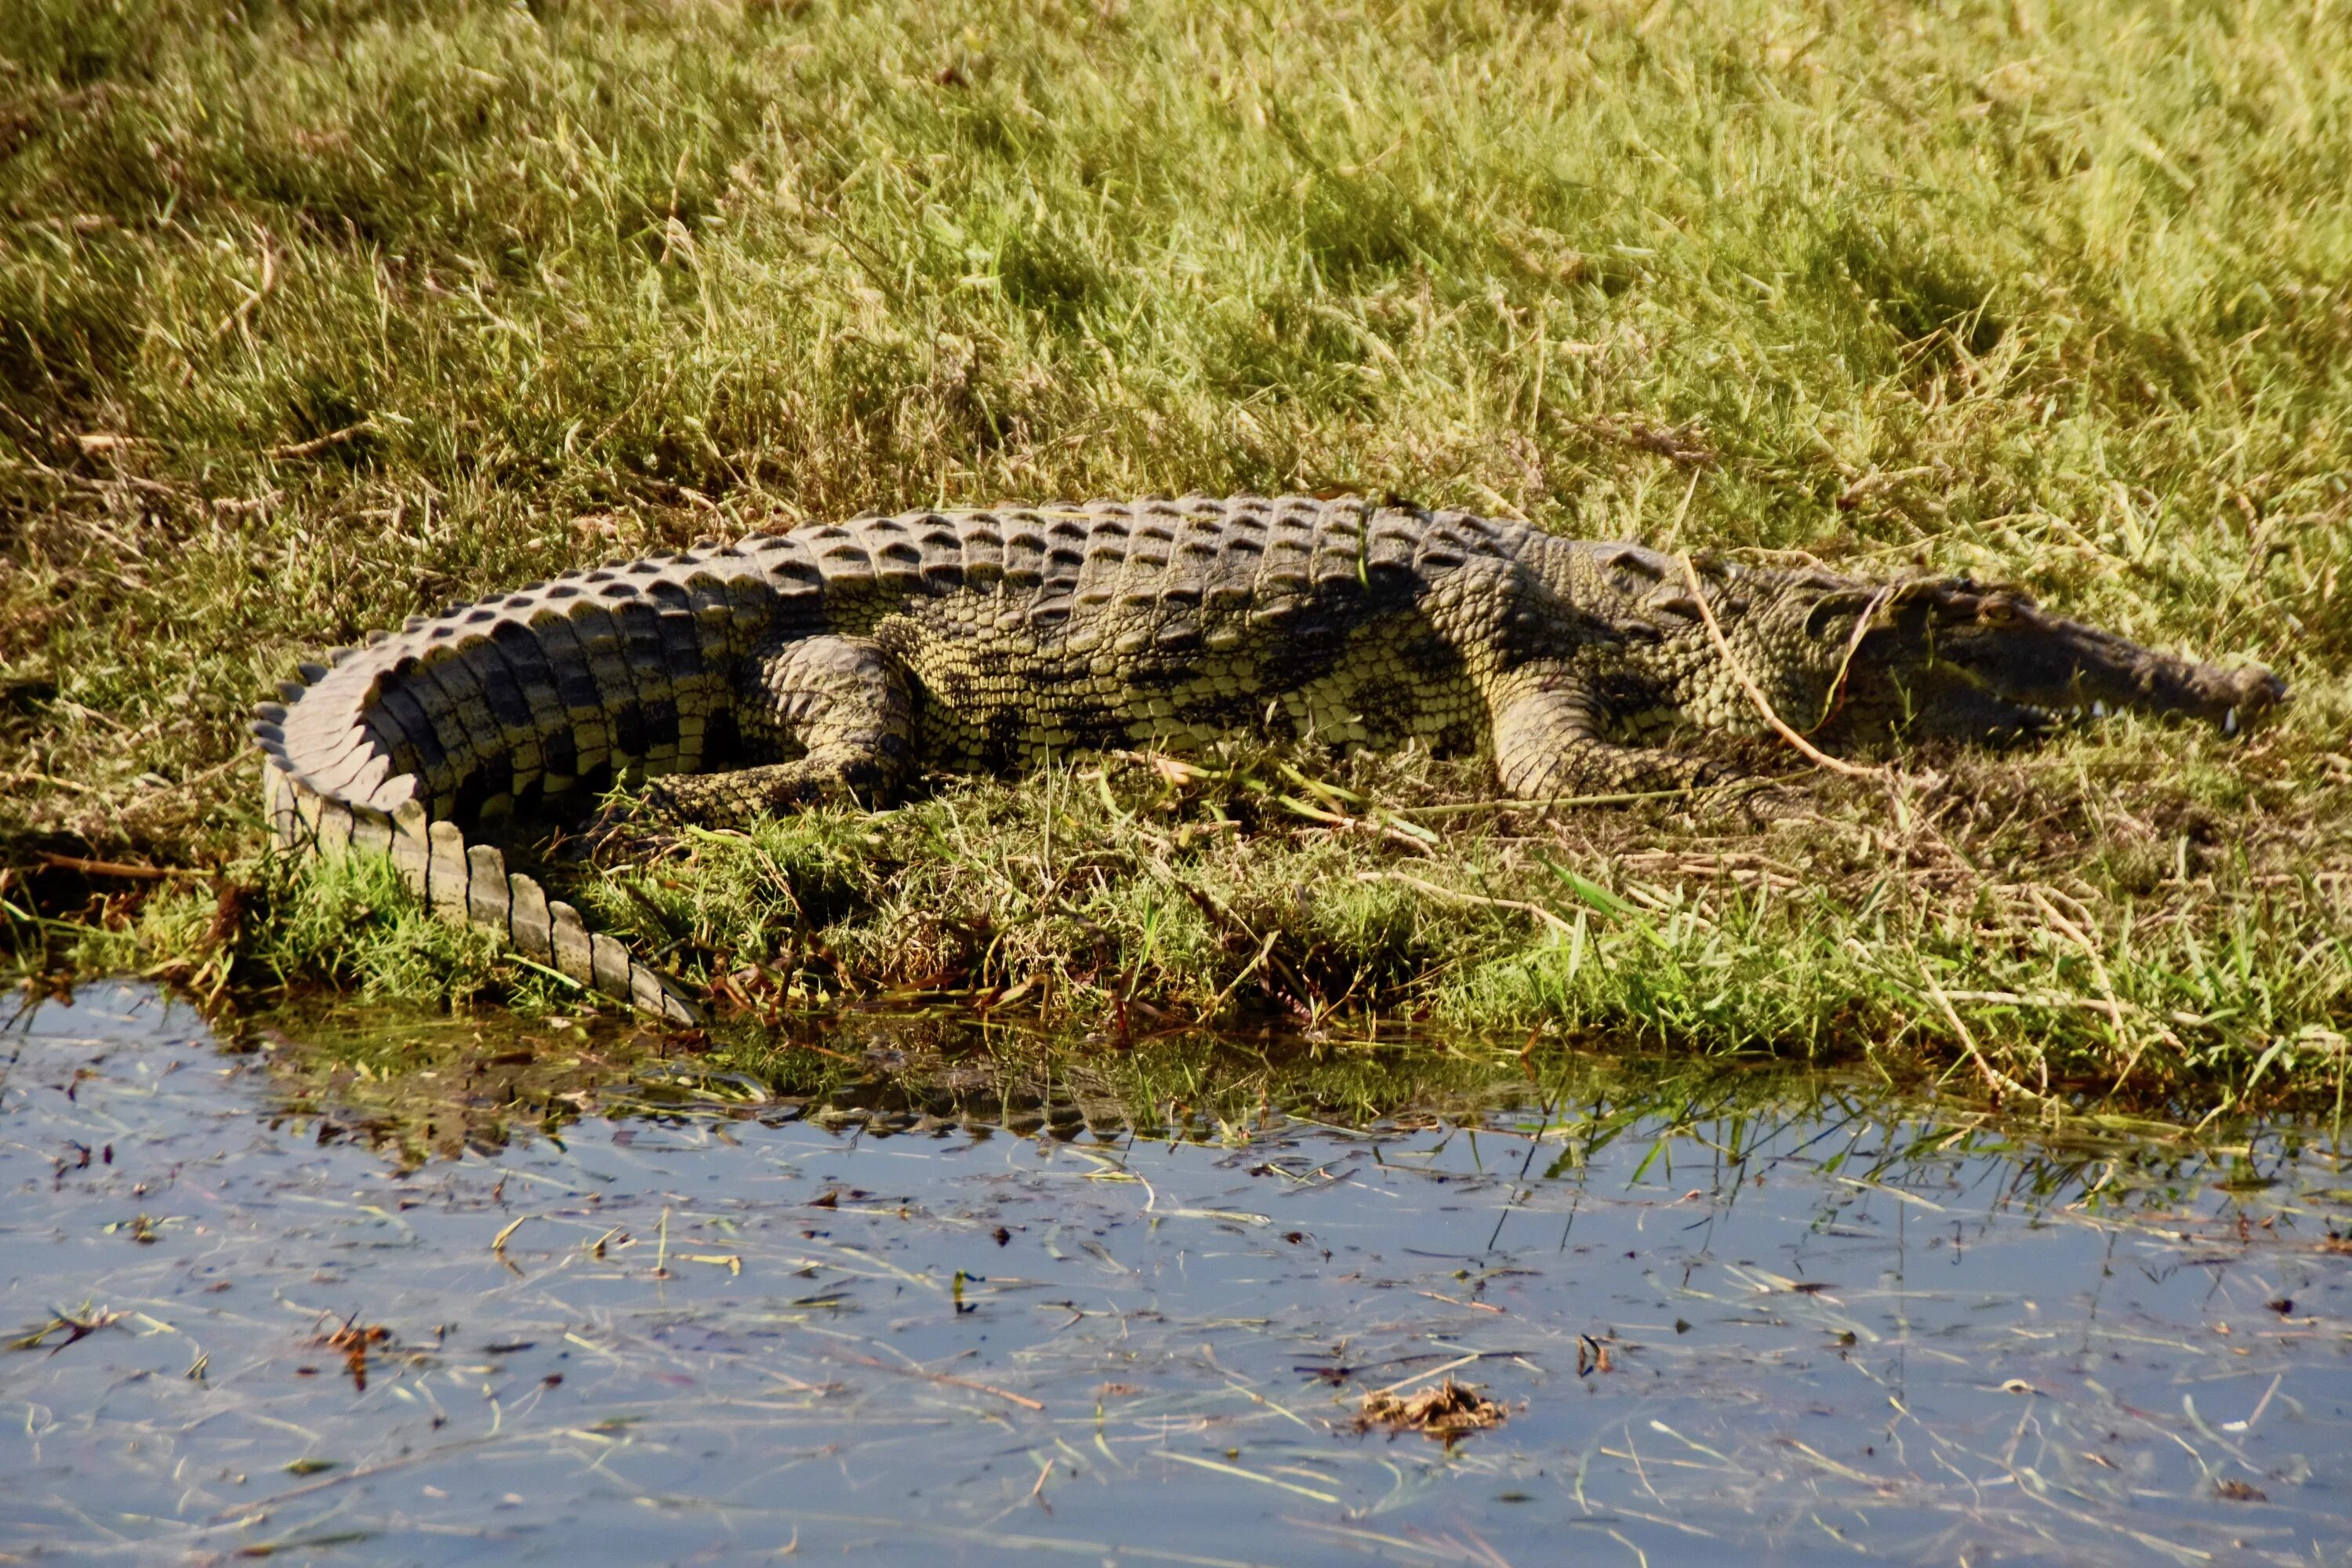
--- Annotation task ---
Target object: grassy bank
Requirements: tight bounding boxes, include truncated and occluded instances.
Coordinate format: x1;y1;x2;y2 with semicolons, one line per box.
5;0;2350;1106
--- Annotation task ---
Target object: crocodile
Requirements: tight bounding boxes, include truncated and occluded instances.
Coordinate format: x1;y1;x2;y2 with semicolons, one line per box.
250;493;2285;1023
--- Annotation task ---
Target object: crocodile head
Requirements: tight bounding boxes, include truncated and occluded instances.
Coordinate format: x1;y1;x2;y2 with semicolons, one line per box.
1691;569;2285;748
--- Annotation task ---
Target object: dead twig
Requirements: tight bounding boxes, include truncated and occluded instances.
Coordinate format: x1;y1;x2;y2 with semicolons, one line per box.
34;851;186;882
1920;971;2048;1105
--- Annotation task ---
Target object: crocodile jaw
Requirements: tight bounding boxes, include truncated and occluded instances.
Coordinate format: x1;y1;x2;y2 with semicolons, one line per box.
1816;579;2285;743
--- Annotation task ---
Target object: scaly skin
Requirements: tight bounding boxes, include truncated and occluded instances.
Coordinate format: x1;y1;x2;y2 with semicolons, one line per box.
249;495;2285;1022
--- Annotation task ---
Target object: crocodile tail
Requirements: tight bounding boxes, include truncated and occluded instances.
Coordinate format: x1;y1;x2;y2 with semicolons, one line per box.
239;536;846;1024
253;748;700;1023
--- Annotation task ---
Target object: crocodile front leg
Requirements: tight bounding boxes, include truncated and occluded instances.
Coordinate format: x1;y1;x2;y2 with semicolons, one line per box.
641;634;916;826
1423;554;1718;800
1486;660;1718;799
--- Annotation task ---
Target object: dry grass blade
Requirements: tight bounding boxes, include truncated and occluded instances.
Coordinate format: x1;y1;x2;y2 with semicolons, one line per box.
1676;551;1886;782
37;851;183;881
1353;870;1574;937
836;1351;1045;1411
263;419;375;462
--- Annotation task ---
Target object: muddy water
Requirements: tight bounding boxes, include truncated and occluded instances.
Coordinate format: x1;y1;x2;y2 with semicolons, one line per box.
4;984;2350;1566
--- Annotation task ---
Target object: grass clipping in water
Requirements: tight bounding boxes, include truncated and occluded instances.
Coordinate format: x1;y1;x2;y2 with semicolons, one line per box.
2;0;2349;1104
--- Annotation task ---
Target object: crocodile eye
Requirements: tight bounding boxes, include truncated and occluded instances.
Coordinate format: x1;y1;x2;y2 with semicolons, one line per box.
1803;591;1873;641
1977;596;2020;626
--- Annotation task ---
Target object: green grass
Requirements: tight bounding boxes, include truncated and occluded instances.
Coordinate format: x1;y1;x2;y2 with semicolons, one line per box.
4;0;2350;1109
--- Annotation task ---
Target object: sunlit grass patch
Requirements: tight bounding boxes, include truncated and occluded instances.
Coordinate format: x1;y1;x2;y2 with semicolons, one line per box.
24;849;520;1011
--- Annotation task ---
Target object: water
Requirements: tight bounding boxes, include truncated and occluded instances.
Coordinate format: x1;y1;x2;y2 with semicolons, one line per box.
4;983;2350;1565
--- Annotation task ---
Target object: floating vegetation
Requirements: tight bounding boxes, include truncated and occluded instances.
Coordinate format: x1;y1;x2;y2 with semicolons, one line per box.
1355;1379;1511;1443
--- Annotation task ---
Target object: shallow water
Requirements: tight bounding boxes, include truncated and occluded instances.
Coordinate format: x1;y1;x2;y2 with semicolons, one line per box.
4;985;2350;1566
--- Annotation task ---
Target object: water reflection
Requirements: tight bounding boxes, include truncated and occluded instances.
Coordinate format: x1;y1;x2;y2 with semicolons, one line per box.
3;984;2348;1565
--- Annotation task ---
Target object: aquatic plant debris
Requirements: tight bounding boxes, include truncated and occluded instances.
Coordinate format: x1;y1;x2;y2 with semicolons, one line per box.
312;1318;391;1392
1354;1377;1509;1442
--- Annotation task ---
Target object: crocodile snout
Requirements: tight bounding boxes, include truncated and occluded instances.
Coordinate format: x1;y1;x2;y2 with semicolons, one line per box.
2220;663;2289;730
